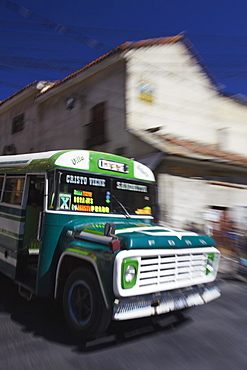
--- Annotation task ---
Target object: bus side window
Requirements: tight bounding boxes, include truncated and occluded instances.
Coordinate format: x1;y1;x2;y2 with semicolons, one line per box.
2;176;25;206
23;177;44;248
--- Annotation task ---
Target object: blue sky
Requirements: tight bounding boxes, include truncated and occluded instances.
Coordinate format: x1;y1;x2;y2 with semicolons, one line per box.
1;0;247;101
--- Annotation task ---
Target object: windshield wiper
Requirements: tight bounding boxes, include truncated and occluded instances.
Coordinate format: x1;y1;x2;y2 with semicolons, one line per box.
112;195;130;218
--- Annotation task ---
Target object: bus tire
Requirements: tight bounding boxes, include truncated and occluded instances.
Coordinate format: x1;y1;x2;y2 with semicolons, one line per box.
63;268;111;338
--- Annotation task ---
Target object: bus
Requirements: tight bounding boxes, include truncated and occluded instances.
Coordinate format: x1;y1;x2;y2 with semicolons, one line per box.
0;150;221;337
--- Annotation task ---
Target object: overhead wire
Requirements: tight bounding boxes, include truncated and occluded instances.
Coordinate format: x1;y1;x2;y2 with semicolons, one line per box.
0;2;247;98
0;0;104;48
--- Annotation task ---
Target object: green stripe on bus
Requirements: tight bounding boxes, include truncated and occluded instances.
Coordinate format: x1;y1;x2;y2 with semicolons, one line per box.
0;228;23;239
0;213;24;222
0;160;29;165
66;248;97;261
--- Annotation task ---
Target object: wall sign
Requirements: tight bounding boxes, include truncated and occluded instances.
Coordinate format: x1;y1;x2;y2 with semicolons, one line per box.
136;80;155;103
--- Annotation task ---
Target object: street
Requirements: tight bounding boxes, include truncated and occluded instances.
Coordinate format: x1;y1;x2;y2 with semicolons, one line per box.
0;273;246;370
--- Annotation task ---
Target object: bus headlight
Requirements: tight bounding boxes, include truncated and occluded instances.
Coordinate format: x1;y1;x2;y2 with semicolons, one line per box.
121;259;138;289
125;265;136;282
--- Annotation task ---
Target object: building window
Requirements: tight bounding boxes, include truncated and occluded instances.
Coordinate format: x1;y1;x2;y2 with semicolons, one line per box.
86;102;107;147
12;113;24;134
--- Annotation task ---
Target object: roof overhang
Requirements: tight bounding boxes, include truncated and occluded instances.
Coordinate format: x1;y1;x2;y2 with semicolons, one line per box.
0;82;38;114
35;53;125;103
135;152;164;170
35;35;184;103
129;128;247;171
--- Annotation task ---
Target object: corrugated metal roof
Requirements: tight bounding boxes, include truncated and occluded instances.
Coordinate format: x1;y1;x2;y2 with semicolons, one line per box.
133;129;247;167
163;135;247;164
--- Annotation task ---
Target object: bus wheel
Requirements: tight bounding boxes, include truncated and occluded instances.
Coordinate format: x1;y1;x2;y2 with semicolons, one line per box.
63;268;111;338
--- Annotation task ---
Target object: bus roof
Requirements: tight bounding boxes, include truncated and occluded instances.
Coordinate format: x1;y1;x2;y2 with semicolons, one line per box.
0;150;155;182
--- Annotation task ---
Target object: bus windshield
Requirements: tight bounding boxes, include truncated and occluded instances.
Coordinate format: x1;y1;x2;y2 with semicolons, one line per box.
56;171;153;216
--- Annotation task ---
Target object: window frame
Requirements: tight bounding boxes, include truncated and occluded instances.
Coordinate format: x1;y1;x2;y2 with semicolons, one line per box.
53;169;155;217
12;113;25;134
86;102;107;147
1;175;26;207
0;174;5;202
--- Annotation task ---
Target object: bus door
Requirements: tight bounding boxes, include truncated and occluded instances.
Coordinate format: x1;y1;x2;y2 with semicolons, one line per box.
17;175;45;286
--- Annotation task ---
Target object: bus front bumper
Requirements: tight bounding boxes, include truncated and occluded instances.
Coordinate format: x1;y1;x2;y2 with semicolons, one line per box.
113;282;221;321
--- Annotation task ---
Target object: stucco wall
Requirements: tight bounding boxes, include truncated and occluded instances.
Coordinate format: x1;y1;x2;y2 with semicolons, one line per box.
125;42;247;157
158;173;247;229
35;61;130;154
0;62;131;155
0;92;37;154
2;41;247;159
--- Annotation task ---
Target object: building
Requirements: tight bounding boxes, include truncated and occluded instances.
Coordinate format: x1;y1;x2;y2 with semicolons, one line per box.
1;34;247;238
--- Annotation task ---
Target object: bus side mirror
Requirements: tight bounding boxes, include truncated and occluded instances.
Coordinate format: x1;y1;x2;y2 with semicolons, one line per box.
104;223;120;252
104;222;116;237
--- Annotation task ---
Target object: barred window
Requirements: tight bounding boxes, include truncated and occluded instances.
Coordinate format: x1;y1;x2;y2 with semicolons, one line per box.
86;102;107;147
12;113;24;134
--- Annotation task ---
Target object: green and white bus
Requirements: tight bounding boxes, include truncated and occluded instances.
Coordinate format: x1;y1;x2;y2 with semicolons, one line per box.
0;150;221;337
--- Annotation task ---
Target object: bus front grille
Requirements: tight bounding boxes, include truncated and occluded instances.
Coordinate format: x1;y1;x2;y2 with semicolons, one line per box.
138;252;207;289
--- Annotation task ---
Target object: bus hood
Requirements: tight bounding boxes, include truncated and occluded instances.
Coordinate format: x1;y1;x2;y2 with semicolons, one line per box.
115;225;216;249
74;221;216;250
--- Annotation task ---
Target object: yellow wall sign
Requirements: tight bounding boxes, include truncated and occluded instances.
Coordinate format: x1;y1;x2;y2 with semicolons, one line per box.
136;80;155;103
